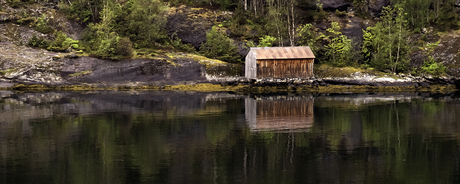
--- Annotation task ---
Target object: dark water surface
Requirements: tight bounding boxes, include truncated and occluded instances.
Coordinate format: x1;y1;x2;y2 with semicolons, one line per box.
1;91;460;184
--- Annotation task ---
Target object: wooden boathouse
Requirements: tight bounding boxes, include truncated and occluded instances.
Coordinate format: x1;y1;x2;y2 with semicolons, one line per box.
245;46;315;79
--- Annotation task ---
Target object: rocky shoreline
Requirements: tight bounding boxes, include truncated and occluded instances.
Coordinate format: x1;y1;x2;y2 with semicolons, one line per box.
1;74;459;93
0;47;458;93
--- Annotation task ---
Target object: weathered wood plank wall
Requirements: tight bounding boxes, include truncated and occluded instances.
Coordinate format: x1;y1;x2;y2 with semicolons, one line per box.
256;59;314;78
245;50;257;78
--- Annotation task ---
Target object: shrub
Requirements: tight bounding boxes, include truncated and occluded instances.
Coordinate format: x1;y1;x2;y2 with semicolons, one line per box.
115;37;134;58
335;9;347;17
169;32;196;53
47;31;79;52
258;35;276;47
200;26;241;63
28;33;50;48
421;56;445;76
35;15;53;34
95;32;133;60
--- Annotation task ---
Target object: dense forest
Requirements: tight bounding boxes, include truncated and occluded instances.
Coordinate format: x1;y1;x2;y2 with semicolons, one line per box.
6;0;460;75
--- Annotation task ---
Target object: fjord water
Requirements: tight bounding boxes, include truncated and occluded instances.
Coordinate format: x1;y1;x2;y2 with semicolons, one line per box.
1;91;460;184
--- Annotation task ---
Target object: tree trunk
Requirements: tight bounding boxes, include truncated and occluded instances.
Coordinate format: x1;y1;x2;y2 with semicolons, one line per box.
388;20;392;72
395;17;402;73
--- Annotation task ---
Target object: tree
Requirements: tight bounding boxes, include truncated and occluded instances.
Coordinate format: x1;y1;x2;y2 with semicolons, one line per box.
296;23;324;55
81;3;133;60
124;0;168;47
362;5;410;72
200;26;241;63
324;22;353;67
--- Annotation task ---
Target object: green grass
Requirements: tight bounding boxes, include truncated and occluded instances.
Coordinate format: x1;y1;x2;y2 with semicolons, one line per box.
0;69;14;75
69;70;92;77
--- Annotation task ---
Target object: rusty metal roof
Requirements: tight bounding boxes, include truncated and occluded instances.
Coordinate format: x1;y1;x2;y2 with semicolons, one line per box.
251;46;315;59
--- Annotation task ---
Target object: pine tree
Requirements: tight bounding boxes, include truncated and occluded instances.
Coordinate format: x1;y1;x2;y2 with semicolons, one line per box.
324;22;353;67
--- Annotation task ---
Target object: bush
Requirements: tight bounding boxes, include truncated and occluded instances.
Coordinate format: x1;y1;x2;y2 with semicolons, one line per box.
35;15;53;34
58;1;96;23
115;37;134;58
28;34;50;48
421;56;445;76
335;9;347;17
258;36;276;47
200;26;241;63
95;32;133;60
47;31;79;52
169;32;196;53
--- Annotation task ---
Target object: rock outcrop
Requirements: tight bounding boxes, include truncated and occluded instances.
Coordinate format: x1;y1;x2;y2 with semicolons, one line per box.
432;35;460;77
368;0;390;16
320;0;353;10
166;5;232;49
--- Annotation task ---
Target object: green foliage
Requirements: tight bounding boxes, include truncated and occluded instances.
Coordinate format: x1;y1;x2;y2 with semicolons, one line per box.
169;32;196;53
389;0;459;31
28;34;50;48
96;32;134;60
421;56;445;76
69;70;92;77
258;35;276;47
436;1;460;31
17;17;36;25
335;9;347;17
79;4;134;60
35;14;53;34
228;7;264;39
420;40;440;54
362;5;410;72
123;0;168;47
7;0;21;8
244;40;255;48
200;26;241;63
47;31;79;52
58;0;99;23
324;22;354;67
296;23;325;55
361;29;373;65
353;0;370;18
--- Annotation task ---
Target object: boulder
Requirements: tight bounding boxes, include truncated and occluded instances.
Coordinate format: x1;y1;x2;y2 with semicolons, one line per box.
320;0;352;10
368;0;390;16
166;13;208;49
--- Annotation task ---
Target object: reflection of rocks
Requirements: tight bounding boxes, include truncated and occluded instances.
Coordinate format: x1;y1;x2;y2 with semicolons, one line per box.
0;91;243;126
245;96;314;132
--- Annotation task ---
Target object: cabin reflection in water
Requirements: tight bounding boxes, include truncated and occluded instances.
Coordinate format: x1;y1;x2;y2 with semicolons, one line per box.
245;96;314;132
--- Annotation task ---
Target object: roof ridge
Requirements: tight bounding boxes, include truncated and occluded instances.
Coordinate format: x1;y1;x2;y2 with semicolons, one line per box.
249;46;315;59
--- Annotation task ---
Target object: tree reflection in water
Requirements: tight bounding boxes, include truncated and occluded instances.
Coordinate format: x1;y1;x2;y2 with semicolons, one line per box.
0;91;459;183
